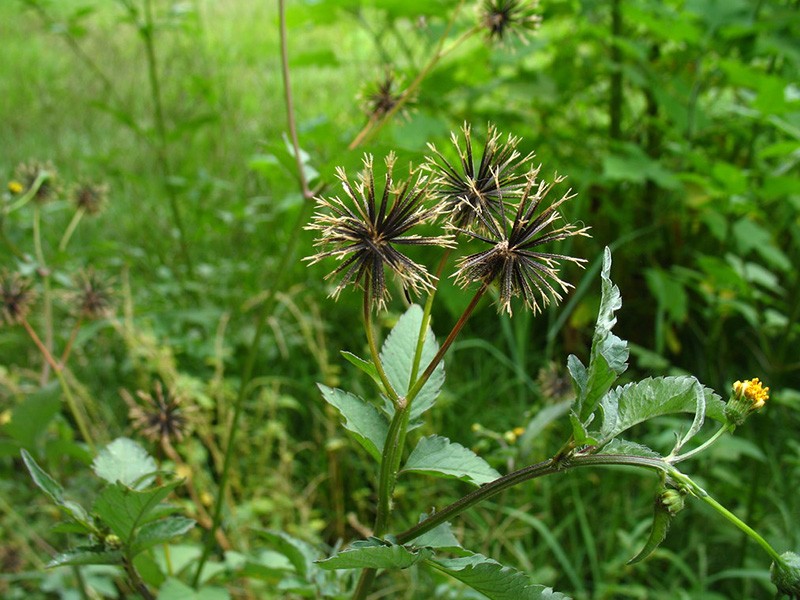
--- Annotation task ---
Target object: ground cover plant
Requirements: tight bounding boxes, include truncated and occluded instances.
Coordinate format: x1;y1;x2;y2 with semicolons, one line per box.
1;0;799;598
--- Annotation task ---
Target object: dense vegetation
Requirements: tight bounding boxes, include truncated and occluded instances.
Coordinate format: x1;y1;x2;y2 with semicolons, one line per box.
1;0;798;598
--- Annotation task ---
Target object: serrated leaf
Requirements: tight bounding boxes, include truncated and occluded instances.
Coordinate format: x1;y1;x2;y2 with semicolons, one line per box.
92;438;158;489
256;530;321;580
47;545;123;568
402;435;500;486
429;552;570;599
380;304;444;423
407;517;463;551
628;501;673;564
130;516;196;557
318;385;388;461
340;351;381;386
572;248;629;423
93;480;182;543
317;538;432;570
21;450;94;529
596;438;663;459
598;376;724;445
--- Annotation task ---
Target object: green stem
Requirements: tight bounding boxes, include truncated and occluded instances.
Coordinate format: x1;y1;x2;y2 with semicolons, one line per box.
59;208;85;252
363;290;399;403
409;250;452;386
669;424;731;464
33;206;54;385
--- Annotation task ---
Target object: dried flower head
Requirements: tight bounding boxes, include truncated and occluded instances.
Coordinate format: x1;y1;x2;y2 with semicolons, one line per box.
123;382;192;445
360;71;410;121
0;271;36;326
70;180;110;215
725;377;769;426
13;160;59;203
480;0;542;44
306;153;455;310
424;123;533;228
453;170;590;314
70;269;114;319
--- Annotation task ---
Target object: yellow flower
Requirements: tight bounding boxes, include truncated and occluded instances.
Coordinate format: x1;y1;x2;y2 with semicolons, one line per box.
733;378;769;410
8;181;23;195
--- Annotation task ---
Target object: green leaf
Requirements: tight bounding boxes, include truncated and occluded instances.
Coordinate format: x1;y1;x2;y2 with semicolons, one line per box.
407;518;464;552
92;438;158;489
429;552;570;599
318;385;388;461
157;578;231;600
628;501;673;564
4;386;61;449
93;480;182;543
255;530;320;580
402;435;500;486
21;450;94;529
317;538;433;570
340;351;381;386
380;304;444;423
130;516;196;557
570;248;629;425
597;376;724;445
596;438;663;459
47;545;123;568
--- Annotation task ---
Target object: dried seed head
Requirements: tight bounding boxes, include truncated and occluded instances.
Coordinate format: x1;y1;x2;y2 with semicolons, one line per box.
453;172;590;315
123;381;192;445
424;123;533;229
305;153;455;310
70;269;114;319
360;71;410;121
0;271;36;326
480;0;542;45
70;180;110;215
13;160;59;203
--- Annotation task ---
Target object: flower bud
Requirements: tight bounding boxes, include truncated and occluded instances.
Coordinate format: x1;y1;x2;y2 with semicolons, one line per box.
771;551;800;597
725;378;769;426
659;488;685;516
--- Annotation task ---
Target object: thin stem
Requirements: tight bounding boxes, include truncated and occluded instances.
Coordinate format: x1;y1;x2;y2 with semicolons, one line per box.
59;317;84;367
279;0;314;201
363;289;399;403
669;424;731;464
406;281;489;403
409;249;452;386
33;206;54;385
141;0;193;277
397;453;668;544
191;194;315;587
59;208;85;252
123;556;155;600
348;5;476;150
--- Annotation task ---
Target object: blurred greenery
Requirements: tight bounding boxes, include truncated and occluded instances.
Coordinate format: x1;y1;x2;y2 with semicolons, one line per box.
1;0;798;598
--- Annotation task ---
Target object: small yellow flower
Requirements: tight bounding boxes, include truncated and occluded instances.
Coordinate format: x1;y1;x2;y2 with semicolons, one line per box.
8;181;23;195
733;378;769;409
726;377;769;426
0;409;12;426
503;430;517;444
512;426;525;437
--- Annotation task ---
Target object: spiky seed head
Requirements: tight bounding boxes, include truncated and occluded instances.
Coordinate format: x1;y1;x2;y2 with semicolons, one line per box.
13;160;59;203
453;172;590;315
123;381;192;445
305;153;455;310
0;271;36;326
359;70;410;121
70;269;114;319
480;0;542;45
70;181;110;215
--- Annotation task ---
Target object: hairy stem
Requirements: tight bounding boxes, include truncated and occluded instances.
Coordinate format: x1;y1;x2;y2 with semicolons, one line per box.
59;208;85;252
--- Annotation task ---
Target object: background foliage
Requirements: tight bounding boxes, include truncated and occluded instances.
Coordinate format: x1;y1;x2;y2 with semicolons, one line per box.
1;0;798;598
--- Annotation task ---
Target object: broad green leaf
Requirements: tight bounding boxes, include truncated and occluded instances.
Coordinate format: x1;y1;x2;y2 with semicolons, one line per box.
93;480;182;543
157;578;230;600
340;351;381;386
255;529;320;580
130;516;196;557
429;552;570;599
571;248;629;425
407;517;463;551
628;500;673;564
317;538;432;570
47;545;123;568
22;450;94;529
380;304;444;423
4;387;61;449
402;435;500;486
598;376;725;445
92;438;158;489
596;438;663;459
318;385;388;461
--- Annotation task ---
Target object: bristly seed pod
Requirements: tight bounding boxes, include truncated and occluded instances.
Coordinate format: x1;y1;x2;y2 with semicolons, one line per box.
13;160;59;203
122;382;193;445
479;0;542;45
0;271;36;326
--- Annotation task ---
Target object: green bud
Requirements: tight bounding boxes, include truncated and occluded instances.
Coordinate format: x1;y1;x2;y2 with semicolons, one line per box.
659;488;685;516
771;551;800;597
105;534;122;549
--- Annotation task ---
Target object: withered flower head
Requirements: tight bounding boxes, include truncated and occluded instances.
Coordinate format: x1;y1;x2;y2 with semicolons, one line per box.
480;0;542;44
0;271;36;326
360;71;410;121
13;160;59;203
305;153;455;310
424;122;533;228
70;269;114;319
123;381;192;445
70;180;109;215
453;170;590;315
